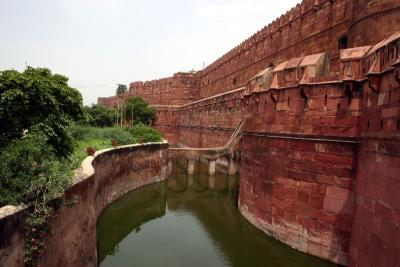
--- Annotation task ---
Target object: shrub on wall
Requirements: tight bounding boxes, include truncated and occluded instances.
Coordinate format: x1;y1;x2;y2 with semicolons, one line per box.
128;122;162;143
69;124;163;168
70;124;162;145
0;131;73;265
0;131;72;207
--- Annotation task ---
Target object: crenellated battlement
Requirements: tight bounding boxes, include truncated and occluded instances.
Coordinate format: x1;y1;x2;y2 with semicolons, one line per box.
95;3;400;265
99;0;400;107
151;31;400;149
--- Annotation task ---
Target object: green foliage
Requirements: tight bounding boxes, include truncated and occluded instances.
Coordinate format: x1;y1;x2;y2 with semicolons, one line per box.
83;104;116;127
0;132;71;265
70;125;135;144
69;124;163;168
124;96;156;125
0;132;72;206
0;67;85;157
71;138;111;169
116;84;127;95
24;204;52;266
128;122;162;143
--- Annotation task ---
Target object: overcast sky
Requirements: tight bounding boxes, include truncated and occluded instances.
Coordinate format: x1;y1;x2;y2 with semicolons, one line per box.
0;0;300;105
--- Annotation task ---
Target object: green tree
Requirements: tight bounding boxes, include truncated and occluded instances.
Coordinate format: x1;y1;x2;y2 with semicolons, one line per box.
0;67;84;156
83;104;116;127
124;96;156;125
115;84;127;126
116;84;127;95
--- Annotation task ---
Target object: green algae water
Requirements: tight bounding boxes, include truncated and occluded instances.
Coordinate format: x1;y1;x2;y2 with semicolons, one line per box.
97;160;338;267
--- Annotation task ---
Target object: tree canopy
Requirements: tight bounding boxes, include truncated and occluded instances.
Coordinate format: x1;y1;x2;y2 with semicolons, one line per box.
116;84;127;95
124;96;156;125
0;67;84;156
83;104;116;127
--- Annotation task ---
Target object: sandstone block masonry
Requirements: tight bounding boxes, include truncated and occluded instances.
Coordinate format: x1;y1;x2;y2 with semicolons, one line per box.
99;0;400;107
97;1;400;265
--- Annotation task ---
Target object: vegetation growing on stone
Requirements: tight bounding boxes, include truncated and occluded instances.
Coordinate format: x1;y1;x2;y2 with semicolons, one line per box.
0;132;72;207
0;67;162;266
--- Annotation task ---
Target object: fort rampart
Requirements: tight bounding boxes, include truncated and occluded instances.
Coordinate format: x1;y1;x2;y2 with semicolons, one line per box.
97;1;400;265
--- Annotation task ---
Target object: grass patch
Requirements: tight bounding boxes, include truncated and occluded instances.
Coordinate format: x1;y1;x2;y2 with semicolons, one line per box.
70;124;162;168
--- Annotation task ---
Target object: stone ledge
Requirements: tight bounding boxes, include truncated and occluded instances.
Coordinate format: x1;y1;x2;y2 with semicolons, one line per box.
0;140;168;220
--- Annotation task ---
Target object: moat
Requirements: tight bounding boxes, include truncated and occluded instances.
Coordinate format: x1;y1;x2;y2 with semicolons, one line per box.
97;160;338;267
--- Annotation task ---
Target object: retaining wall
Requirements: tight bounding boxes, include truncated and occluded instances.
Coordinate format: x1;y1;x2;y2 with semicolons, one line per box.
0;142;168;267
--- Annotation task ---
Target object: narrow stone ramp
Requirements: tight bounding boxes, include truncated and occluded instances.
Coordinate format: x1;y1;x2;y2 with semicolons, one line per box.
168;115;247;175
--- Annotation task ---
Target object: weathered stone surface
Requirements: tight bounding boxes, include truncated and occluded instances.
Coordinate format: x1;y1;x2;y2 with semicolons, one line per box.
0;142;168;267
97;1;400;265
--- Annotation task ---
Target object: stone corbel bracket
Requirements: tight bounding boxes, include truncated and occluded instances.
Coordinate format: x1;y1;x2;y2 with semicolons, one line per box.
252;94;259;105
269;90;279;111
300;86;310;110
367;74;381;93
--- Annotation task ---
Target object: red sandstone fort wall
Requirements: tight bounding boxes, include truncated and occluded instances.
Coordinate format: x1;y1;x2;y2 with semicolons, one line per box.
129;72;199;106
348;0;400;47
197;0;351;98
155;30;400;265
176;88;245;147
99;0;400;109
237;81;361;264
154;106;180;144
98;72;199;107
348;70;400;266
154;88;245;147
95;1;400;265
197;0;400;99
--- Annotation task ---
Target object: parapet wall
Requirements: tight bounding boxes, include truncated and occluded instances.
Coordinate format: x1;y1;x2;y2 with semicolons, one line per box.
348;70;400;266
98;72;199;107
238;83;360;264
98;0;400;105
129;72;200;106
151;31;400;266
198;0;400;99
0;142;168;267
94;2;400;265
197;0;350;98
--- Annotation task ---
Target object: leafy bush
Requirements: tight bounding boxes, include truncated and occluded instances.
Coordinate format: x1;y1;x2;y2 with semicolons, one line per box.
0;67;84;157
124;96;156;125
70;125;136;144
69;124;163;168
102;127;136;144
0;131;73;265
128;123;162;143
70;124;162;145
0;132;72;206
83;104;116;127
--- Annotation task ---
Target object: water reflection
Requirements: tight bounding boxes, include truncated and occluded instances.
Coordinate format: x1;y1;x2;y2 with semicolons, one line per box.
97;159;338;267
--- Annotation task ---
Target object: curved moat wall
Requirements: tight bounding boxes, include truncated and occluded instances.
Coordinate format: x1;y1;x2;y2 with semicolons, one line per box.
0;142;168;267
